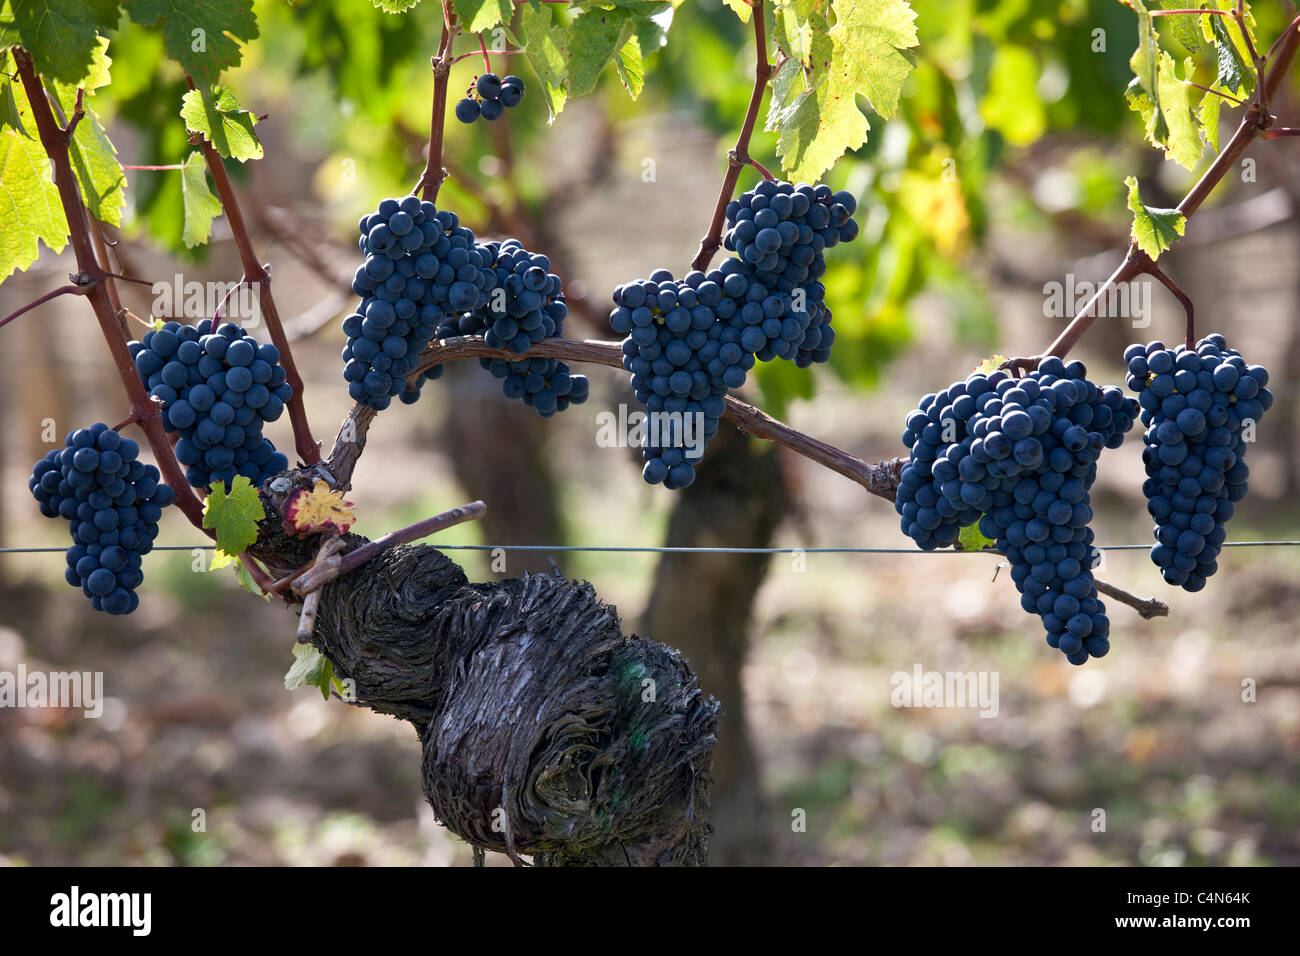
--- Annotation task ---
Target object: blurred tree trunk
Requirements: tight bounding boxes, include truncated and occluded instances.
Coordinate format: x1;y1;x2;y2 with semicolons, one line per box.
441;370;567;575
641;425;785;866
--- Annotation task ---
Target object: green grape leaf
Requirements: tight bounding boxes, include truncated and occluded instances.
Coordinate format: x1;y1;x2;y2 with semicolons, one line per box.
124;0;260;83
972;354;1008;375
0;76;69;280
180;86;263;162
769;0;917;182
827;0;916;121
1156;54;1202;169
510;4;569;121
1154;0;1205;54
284;643;334;701
180;150;221;248
371;0;424;12
1209;13;1254;95
8;0;118;83
1125;175;1185;260
956;522;996;552
1125;1;1168;147
614;32;644;98
722;0;751;22
234;557;271;600
202;475;264;572
1197;85;1222;151
451;0;511;35
771;0;830;73
568;6;636;98
0;80;33;140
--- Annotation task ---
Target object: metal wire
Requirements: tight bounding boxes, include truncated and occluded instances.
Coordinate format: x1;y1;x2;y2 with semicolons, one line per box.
1;542;1299;555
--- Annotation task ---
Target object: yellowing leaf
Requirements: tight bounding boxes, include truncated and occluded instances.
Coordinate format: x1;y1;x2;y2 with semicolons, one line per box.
284;643;333;701
282;480;355;536
202;476;265;571
973;355;1008;375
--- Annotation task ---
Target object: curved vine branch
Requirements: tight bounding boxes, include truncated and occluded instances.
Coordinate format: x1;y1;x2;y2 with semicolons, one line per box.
12;47;208;532
1005;13;1300;370
321;335;904;500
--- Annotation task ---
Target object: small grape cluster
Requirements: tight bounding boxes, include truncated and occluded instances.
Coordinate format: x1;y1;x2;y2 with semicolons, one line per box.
722;180;858;366
1124;334;1273;591
895;358;1138;664
455;73;525;124
612;180;861;488
29;424;175;615
129;319;291;490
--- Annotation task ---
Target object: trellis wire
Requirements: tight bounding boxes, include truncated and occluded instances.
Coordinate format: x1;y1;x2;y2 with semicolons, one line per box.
1;542;1299;555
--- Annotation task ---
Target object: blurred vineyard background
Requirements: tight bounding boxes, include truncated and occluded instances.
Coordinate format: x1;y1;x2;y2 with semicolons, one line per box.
1;0;1299;866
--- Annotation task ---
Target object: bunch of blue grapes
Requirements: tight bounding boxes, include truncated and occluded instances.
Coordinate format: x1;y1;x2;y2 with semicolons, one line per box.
721;180;857;365
344;196;484;410
455;73;525;124
895;358;1138;664
29;424;175;615
611;180;861;488
1124;334;1273;591
129;319;291;490
437;238;589;416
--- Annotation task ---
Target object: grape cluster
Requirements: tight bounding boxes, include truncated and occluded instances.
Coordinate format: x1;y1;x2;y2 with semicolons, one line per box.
343;196;587;418
129;319;291;490
721;180;858;366
455;73;525;124
895;358;1138;664
29;424;175;615
612;180;861;488
344;195;479;410
611;269;738;488
1124;334;1273;591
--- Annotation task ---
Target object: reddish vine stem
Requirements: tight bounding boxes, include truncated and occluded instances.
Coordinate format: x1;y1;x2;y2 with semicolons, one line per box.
690;0;775;273
13;48;208;530
746;157;776;181
184;77;320;467
89;226;128;338
1014;14;1300;369
419;15;455;202
478;34;492;74
1145;260;1196;349
0;284;84;330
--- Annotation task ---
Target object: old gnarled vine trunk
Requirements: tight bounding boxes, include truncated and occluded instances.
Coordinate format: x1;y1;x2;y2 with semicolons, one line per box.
299;542;719;866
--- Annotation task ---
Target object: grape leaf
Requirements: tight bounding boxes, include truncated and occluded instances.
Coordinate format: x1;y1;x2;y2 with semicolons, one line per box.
1197;86;1222;151
769;0;917;183
1209;13;1254;95
0;76;68;281
451;0;512;35
1125;175;1185;260
510;4;569;121
956;522;996;552
124;0;259;83
180;151;221;248
722;0;751;22
283;480;355;536
8;0;118;83
614;32;644;98
0;80;32;140
180;86;263;162
202;475;264;572
1154;0;1205;54
972;354;1008;375
371;0;424;12
1155;54;1202;169
568;6;636;98
234;556;271;600
284;643;334;701
51;39;124;227
1125;1;1168;150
